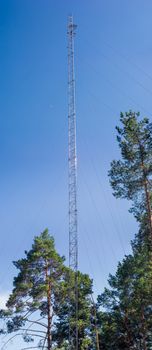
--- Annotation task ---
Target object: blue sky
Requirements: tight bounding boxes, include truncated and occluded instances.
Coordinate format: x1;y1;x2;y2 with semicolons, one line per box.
1;0;152;348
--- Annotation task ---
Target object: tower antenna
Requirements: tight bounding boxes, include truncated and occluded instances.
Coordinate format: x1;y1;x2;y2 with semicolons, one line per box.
67;15;78;350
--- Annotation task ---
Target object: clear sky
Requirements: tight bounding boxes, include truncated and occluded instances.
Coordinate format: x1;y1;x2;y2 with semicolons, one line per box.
1;0;152;348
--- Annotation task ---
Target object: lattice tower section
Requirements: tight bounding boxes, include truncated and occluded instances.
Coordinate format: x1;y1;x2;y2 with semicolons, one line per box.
67;15;78;350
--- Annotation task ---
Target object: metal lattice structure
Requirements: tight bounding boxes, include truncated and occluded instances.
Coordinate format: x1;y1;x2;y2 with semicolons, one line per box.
67;15;78;350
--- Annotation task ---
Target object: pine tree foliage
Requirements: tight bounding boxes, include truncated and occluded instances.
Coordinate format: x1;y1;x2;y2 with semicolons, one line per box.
54;270;94;350
97;247;152;349
0;230;94;350
109;111;152;241
97;111;152;350
1;229;66;349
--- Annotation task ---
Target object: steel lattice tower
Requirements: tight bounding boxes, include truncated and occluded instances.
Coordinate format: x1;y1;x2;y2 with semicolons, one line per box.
67;15;78;350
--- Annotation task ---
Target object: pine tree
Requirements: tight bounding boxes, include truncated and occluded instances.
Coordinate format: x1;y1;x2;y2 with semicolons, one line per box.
0;229;66;349
97;248;152;349
0;230;94;350
109;111;152;245
54;270;94;350
97;111;152;350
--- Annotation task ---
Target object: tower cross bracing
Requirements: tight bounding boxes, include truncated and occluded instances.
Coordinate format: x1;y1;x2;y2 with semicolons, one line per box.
67;15;78;350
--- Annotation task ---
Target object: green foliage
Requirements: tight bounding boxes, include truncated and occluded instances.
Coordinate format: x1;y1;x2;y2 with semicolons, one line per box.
0;229;66;348
109;111;152;225
7;229;65;316
1;110;152;350
97;247;152;349
54;270;94;349
98;111;152;349
0;230;94;350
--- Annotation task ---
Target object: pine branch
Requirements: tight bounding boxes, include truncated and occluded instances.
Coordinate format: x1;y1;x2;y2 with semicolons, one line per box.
42;333;47;350
23;333;45;339
25;317;46;332
21;328;46;334
1;332;46;350
1;333;23;350
21;347;47;350
26;319;47;328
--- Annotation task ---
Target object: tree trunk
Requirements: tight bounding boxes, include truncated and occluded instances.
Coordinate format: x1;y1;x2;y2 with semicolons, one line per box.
141;305;147;350
45;264;52;350
124;311;133;349
143;176;152;239
139;141;152;243
47;281;52;350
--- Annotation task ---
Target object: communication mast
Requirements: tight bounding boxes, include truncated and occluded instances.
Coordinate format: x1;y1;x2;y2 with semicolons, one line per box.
67;15;78;350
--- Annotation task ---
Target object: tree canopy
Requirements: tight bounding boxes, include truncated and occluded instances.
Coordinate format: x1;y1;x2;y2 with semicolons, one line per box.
109;111;152;243
0;229;94;350
97;111;152;350
1;111;152;350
